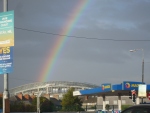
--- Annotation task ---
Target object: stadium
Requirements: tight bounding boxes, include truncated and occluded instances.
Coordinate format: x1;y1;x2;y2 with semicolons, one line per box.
8;81;150;111
9;81;99;99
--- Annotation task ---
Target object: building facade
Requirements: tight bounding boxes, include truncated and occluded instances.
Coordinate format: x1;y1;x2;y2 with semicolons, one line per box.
9;81;98;99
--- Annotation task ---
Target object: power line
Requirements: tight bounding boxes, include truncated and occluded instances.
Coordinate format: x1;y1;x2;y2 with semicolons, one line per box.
15;27;150;42
11;77;38;82
0;75;40;83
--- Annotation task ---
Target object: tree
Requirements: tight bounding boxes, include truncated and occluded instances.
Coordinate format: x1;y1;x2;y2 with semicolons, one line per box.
105;104;111;111
10;101;25;112
40;99;55;112
10;101;36;112
32;97;55;112
61;87;84;112
31;97;47;105
10;97;55;112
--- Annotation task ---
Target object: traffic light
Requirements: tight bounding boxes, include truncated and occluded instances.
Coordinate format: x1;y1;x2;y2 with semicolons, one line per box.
129;91;132;99
133;94;136;102
129;90;136;102
147;92;150;100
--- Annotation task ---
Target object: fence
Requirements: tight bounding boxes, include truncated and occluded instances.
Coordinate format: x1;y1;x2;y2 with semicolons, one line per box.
82;105;118;111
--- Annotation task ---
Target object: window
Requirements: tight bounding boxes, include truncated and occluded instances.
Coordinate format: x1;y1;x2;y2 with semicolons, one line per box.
105;101;109;104
113;100;117;105
122;100;126;104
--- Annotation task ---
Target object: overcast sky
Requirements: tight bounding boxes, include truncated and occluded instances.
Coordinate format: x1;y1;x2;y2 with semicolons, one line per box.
0;0;150;92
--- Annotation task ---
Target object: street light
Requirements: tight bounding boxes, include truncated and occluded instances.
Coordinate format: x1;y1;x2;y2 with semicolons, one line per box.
37;91;43;113
129;49;144;83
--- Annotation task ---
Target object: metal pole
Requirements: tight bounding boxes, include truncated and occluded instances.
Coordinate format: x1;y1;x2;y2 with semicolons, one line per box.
37;96;39;113
3;74;9;113
3;0;8;11
142;59;144;83
142;49;144;83
37;92;41;113
130;48;145;104
3;1;9;113
141;49;144;104
39;97;40;113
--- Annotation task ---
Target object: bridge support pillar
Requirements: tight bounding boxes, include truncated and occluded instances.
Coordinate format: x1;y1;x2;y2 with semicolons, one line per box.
102;95;106;111
136;97;140;105
97;96;101;105
118;94;121;111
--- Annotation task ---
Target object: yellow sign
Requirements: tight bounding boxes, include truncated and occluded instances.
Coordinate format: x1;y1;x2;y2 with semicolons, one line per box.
0;11;14;47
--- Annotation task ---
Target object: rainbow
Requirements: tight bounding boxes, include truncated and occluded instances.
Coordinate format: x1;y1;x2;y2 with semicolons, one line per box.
38;0;90;82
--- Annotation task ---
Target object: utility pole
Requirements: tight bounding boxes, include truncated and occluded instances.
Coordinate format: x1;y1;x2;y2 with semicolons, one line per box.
142;57;144;83
130;48;144;104
141;49;144;104
37;95;40;113
130;49;144;83
3;0;9;113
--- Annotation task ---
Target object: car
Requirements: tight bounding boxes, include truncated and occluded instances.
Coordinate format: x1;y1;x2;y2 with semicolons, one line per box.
121;104;150;113
96;109;102;113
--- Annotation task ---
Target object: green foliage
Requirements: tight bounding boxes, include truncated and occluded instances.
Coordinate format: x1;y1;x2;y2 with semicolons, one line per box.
40;99;56;112
90;105;96;109
10;97;56;112
105;104;111;111
31;97;47;105
10;101;36;112
121;105;131;111
32;97;56;112
61;87;84;111
31;97;37;105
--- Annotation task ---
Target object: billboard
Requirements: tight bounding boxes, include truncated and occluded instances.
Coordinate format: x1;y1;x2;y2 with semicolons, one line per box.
0;11;14;47
0;47;13;74
138;84;147;97
101;83;111;91
73;91;81;96
123;81;144;90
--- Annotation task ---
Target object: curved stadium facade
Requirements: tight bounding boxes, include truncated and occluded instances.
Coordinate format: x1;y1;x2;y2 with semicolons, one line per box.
9;81;99;98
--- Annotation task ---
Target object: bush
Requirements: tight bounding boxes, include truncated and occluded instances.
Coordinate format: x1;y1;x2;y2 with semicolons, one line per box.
121;105;131;111
105;104;111;111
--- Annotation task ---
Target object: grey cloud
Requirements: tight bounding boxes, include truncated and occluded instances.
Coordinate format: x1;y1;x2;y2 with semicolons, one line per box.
0;0;150;91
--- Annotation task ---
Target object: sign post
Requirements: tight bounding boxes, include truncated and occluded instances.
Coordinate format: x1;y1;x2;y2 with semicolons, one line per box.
138;84;147;97
0;10;14;47
138;84;146;104
1;0;14;113
0;47;13;74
